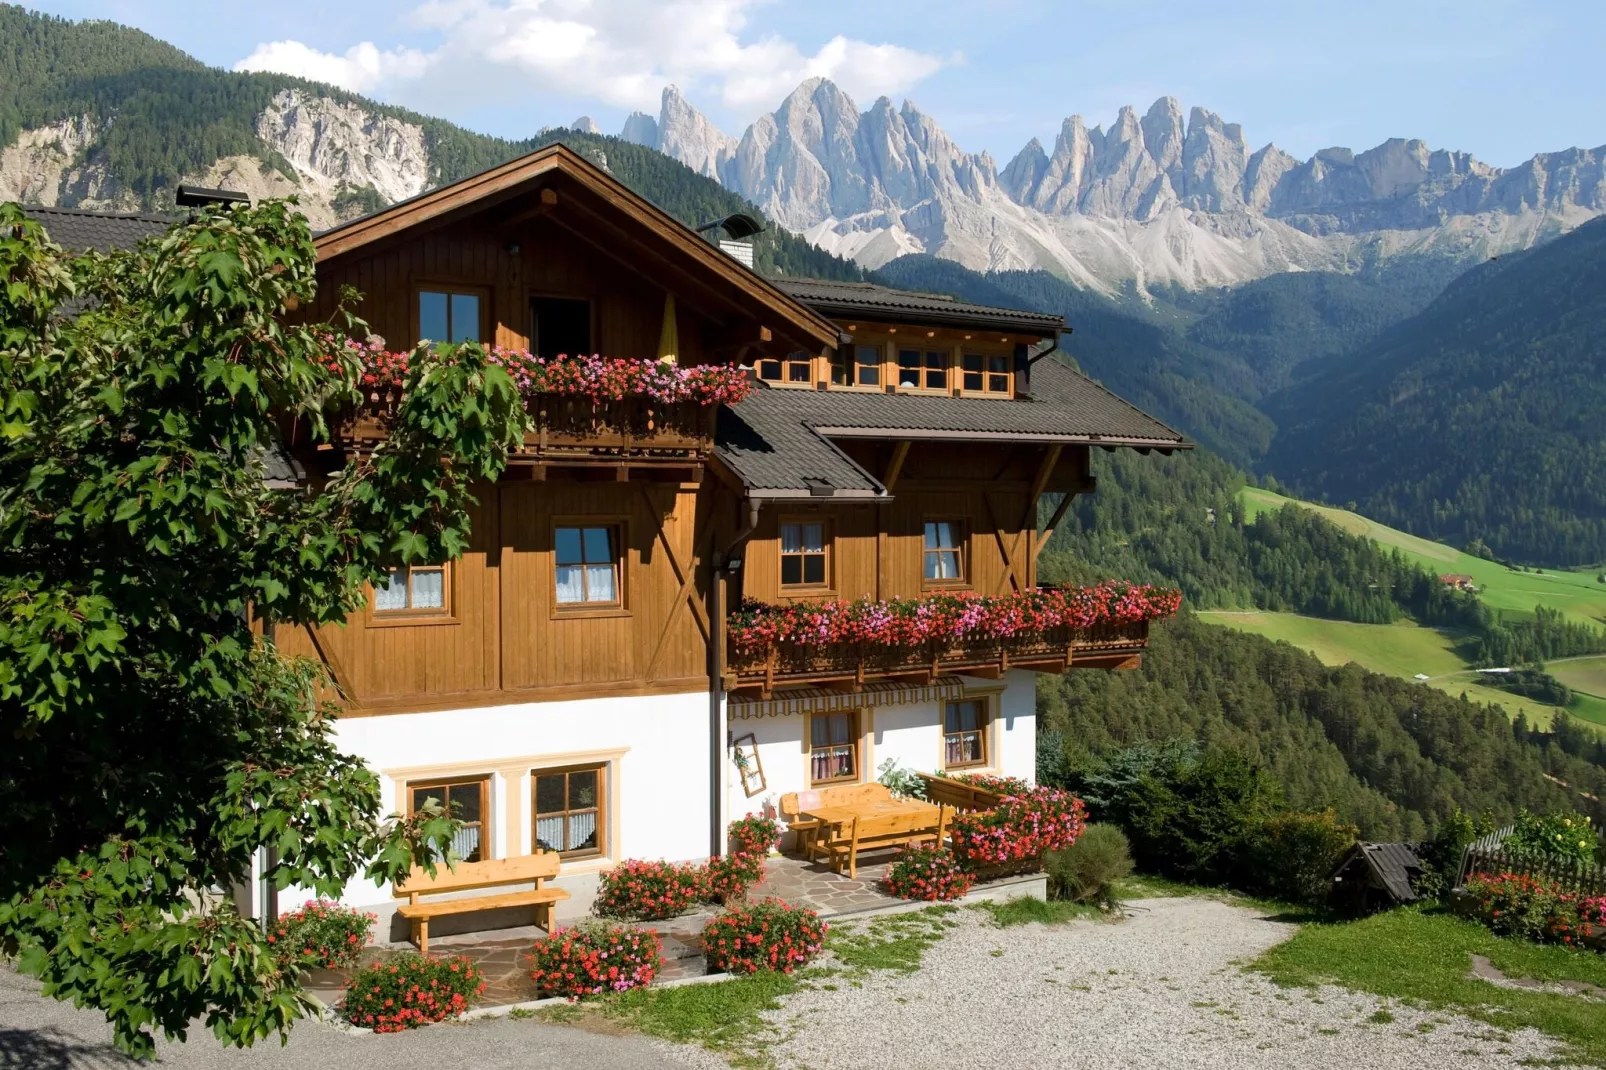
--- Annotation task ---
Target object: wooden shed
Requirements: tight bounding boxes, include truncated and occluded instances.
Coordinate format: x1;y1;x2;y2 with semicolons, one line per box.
1330;842;1425;913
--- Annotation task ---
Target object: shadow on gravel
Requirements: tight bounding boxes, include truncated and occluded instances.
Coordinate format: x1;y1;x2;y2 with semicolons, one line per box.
0;1026;131;1070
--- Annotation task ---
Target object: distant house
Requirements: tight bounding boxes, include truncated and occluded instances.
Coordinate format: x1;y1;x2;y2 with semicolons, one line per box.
1438;573;1477;592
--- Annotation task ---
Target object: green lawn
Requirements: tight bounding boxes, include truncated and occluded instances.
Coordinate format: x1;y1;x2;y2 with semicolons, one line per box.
1255;907;1606;1066
1241;487;1606;628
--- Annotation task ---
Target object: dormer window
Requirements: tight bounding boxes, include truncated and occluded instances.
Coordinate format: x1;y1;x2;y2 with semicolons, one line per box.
759;351;812;385
962;352;1011;395
898;349;949;391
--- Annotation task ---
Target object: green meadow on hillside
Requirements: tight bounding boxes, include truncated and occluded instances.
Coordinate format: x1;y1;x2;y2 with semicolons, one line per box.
1241;487;1606;627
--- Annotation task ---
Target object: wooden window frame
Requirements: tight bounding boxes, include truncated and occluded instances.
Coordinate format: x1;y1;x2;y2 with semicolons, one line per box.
960;351;1014;397
941;698;990;772
531;762;607;861
757;351;815;387
897;347;952;394
808;710;862;787
368;563;458;627
830;342;887;391
778;517;833;593
922;518;969;588
550;518;628;619
414;282;491;349
407;774;492;862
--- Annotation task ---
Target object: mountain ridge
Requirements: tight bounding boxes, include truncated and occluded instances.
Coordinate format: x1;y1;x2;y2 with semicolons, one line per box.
621;79;1606;293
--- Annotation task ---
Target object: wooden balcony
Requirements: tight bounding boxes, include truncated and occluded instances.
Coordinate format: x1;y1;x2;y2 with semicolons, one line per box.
331;393;718;468
725;618;1150;695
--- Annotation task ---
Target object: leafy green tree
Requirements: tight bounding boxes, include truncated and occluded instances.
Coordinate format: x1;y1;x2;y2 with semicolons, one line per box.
0;200;526;1056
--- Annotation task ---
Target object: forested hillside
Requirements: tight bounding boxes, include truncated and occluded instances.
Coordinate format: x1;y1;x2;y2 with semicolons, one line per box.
1267;215;1606;567
1038;614;1606;842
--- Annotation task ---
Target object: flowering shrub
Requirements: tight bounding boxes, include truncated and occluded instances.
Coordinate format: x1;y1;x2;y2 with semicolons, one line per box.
1506;810;1598;866
529;921;662;999
594;860;708;921
269;899;376;970
701;899;828;975
1465;871;1606;949
330;338;752;407
339;953;484;1032
948;788;1087;871
728;814;781;858
882;844;974;901
705;852;766;904
946;772;1031;797
726;583;1181;657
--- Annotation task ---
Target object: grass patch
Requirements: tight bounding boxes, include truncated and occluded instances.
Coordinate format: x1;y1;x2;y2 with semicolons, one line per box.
972;895;1105;927
1112;873;1206;899
825;905;957;975
1255;906;1606;1066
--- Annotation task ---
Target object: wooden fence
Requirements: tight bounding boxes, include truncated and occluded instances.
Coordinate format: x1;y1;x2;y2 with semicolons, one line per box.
1457;826;1606;896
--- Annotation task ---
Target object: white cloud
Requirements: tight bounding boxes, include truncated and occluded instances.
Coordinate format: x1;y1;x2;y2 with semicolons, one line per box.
233;0;945;121
235;40;431;94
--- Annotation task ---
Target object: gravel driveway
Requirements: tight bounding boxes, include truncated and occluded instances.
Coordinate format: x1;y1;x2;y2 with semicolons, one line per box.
731;896;1586;1070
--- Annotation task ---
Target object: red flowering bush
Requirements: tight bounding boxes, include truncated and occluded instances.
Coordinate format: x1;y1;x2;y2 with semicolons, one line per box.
328;338;752;407
946;772;1031;798
269;899;376;970
882;844;974;902
529;921;662;999
949;788;1087;871
701;899;828;975
594;860;708;921
1465;871;1606;949
339;953;484;1032
726;583;1181;657
705;852;766;904
728;814;781;858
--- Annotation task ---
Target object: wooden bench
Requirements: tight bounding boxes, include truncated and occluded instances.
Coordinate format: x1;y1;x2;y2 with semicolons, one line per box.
824;804;950;879
779;783;893;859
394;853;570;955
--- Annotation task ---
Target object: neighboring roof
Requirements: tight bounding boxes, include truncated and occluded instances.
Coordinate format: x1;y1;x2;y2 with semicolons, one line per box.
314;142;840;352
1335;842;1424;904
716;355;1188;496
21;206;176;251
773;277;1064;336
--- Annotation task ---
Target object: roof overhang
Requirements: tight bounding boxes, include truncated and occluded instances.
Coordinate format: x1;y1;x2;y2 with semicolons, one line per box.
803;300;1063;337
809;425;1190;452
312;143;840;353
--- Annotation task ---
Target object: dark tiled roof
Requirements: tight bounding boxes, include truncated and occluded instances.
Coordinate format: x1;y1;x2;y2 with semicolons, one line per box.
1336;842;1424;904
21;206;177;251
773;277;1064;335
716;355;1187;495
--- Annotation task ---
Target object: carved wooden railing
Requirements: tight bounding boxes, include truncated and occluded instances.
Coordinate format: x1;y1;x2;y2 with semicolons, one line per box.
725;617;1151;692
331;392;718;460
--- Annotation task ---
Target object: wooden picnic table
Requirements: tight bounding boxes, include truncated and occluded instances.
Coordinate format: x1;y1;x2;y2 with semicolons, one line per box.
800;797;948;874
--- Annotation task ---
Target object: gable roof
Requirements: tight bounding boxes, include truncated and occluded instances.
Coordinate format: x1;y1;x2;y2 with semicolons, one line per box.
716;354;1188;497
773;277;1064;336
313;142;840;352
22;206;177;252
1335;842;1424;904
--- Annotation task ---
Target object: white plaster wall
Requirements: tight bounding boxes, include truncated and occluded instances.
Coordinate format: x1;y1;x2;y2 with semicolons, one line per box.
725;672;1040;837
280;689;710;915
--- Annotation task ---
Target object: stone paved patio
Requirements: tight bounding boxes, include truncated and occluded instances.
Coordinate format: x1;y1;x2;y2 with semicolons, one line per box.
307;851;1037;1012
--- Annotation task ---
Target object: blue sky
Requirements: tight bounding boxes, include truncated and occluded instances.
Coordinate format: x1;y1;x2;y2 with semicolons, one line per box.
31;0;1606;167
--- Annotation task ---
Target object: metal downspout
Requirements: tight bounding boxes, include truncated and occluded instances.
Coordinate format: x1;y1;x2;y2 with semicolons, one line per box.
710;498;762;857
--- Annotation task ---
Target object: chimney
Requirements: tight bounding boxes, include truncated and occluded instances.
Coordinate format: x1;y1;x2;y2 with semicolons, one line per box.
719;239;755;269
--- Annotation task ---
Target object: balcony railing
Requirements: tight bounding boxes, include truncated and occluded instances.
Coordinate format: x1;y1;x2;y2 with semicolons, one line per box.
723;584;1179;693
325;346;748;464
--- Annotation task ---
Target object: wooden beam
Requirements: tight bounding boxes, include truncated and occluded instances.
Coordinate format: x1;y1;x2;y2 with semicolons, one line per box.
302;623;355;701
1035;491;1078;561
882;440;911;493
708;324;773;350
1023;445;1063;522
641;487;713;680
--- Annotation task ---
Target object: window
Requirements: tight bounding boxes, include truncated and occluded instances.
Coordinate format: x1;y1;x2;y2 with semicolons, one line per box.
810;712;860;785
853;345;882;386
944;700;988;769
530;296;592;359
418;289;481;346
533;765;604;858
780;521;829;588
898;349;949;391
962;352;1012;395
923;520;966;583
554;526;620;606
409;776;489;862
758;351;813;384
374;564;450;615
